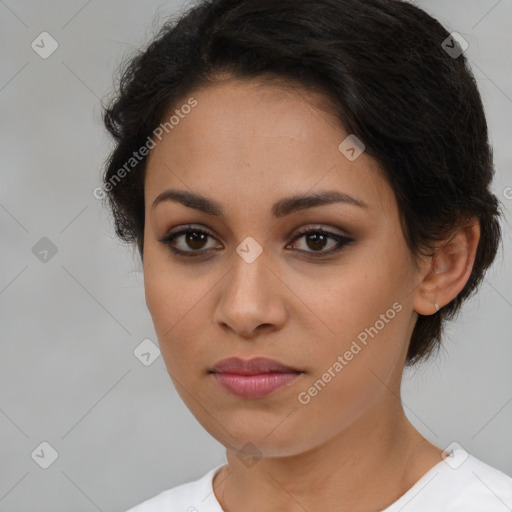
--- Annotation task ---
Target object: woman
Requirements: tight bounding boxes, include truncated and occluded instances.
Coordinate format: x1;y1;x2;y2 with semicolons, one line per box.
101;0;512;510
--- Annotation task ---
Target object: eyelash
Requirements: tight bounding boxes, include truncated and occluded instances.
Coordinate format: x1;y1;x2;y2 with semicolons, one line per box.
158;224;354;260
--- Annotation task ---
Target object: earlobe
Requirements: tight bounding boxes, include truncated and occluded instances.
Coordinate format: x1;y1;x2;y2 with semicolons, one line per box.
413;219;480;316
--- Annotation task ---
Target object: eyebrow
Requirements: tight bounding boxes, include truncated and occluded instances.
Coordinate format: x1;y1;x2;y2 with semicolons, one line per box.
151;188;368;218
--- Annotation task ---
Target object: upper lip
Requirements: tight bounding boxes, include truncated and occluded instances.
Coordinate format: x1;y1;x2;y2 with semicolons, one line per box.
210;357;302;375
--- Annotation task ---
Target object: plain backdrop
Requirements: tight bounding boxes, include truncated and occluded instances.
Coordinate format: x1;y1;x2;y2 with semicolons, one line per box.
1;0;511;510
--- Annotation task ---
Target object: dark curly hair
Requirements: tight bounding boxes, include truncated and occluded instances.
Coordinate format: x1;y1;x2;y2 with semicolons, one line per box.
100;0;503;365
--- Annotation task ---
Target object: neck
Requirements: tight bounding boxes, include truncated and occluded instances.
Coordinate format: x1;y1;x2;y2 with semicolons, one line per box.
213;398;442;512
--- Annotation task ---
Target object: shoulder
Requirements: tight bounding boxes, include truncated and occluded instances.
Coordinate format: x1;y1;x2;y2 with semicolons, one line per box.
124;464;224;512
388;449;512;512
442;453;512;509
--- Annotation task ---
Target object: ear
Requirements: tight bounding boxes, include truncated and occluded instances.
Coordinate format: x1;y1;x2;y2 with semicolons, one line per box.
413;219;480;315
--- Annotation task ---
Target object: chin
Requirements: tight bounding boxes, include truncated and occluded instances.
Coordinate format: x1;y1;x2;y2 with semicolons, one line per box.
201;415;317;459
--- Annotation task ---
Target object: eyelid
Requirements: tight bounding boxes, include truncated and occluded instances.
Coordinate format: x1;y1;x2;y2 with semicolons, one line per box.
163;223;214;239
289;224;352;241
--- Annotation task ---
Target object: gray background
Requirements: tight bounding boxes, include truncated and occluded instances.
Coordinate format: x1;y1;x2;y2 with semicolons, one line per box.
1;0;511;510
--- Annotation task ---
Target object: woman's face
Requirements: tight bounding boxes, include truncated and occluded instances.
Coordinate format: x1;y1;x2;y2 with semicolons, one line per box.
143;78;426;457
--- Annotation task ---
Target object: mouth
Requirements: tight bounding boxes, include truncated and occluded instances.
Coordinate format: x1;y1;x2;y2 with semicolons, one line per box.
209;357;304;399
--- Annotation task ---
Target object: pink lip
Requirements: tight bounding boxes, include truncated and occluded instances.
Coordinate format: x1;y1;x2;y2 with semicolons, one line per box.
210;357;303;399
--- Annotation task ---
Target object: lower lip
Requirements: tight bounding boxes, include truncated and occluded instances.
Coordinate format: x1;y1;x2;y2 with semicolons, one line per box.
212;372;302;398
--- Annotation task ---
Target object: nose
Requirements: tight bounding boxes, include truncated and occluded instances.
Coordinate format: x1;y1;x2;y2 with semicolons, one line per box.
213;250;287;339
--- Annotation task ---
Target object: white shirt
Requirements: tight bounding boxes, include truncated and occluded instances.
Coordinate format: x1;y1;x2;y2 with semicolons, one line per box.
125;448;512;511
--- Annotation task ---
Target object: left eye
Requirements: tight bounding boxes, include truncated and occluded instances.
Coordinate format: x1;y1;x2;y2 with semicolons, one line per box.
288;228;353;256
159;226;353;258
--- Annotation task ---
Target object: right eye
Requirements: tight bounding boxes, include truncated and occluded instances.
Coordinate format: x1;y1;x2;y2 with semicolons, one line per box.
158;225;221;258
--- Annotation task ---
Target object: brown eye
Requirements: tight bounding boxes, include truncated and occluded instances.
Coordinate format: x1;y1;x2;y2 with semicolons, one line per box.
304;232;330;251
183;231;209;250
159;226;220;257
289;228;353;257
159;225;353;260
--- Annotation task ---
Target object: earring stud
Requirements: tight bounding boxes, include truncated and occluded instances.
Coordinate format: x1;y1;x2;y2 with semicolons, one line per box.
434;302;440;312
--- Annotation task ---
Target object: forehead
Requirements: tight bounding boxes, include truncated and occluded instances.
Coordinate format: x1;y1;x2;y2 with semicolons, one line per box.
144;78;395;219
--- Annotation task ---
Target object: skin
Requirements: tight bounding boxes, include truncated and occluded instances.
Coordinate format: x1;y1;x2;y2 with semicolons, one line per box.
142;76;480;512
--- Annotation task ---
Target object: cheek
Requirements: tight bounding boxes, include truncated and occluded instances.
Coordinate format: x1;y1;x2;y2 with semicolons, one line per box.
302;252;406;348
293;301;408;446
144;251;185;343
144;238;189;328
143;251;214;372
298;253;411;404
